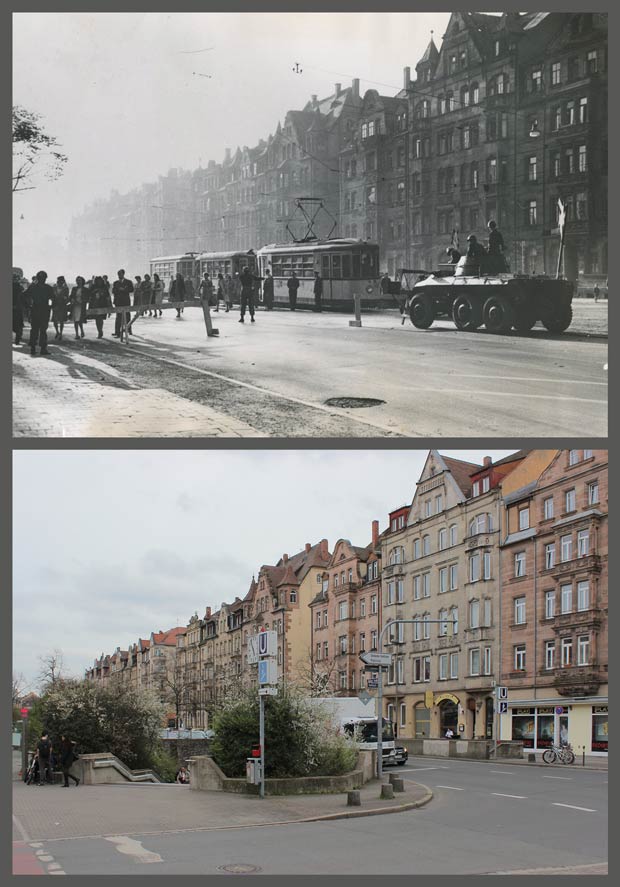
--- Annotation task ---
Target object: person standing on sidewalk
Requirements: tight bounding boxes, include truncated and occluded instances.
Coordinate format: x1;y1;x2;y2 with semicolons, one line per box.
239;266;256;323
151;273;164;317
89;276;113;338
13;272;25;345
69;276;88;339
28;271;54;356
216;272;225;312
170;272;186;318
199;273;214;308
313;271;323;312
59;735;80;787
223;273;233;312
36;732;53;785
263;268;274;310
52;276;70;339
111;269;134;338
287;270;299;311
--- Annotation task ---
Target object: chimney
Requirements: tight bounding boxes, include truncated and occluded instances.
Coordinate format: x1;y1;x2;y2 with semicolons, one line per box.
305;542;311;553
283;553;288;564
225;147;231;161
483;456;492;468
205;606;211;618
352;78;360;98
334;82;342;97
403;66;411;89
320;538;329;560
311;94;318;107
372;520;379;546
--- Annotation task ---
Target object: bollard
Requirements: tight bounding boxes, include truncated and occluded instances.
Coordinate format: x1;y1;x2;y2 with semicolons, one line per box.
380;783;394;800
392;778;405;793
348;294;362;327
347;790;361;807
388;773;396;785
528;753;536;763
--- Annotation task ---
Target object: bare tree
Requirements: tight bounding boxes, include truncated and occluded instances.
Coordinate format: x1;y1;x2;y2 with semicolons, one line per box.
160;665;202;729
12;671;30;706
292;648;341;697
37;649;66;690
13;105;68;193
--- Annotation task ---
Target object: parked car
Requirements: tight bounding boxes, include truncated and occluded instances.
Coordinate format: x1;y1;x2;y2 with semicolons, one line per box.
384;745;408;767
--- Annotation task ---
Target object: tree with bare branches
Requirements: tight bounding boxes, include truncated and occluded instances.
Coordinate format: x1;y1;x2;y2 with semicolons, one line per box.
291;648;341;697
13;105;68;193
37;649;66;691
12;671;30;706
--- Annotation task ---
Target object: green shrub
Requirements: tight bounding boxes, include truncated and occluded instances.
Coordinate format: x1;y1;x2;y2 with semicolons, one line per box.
148;745;178;783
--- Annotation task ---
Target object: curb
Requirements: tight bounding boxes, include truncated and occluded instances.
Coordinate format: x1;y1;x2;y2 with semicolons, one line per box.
290;784;434;823
404;754;607;772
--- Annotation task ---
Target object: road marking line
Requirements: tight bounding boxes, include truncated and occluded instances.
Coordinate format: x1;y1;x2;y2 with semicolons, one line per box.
552;803;596;812
12;814;31;843
436;785;464;791
47;863;62;870
492;793;527;799
456;373;607;387
37;855;54;862
104;835;163;863
400;767;446;772
489;771;512;775
543;775;572;780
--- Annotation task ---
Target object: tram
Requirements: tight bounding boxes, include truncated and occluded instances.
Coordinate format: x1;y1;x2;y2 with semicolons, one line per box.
256;239;381;310
149;253;200;291
196;249;257;280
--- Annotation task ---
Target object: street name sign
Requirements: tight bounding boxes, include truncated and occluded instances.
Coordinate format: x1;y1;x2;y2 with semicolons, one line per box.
359;651;393;667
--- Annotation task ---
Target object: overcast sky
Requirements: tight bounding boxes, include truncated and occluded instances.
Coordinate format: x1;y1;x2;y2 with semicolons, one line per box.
13;449;516;690
12;11;453;275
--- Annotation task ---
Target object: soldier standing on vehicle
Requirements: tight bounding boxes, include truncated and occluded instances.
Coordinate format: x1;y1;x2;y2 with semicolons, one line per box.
466;234;486;268
446;246;461;264
487;220;508;272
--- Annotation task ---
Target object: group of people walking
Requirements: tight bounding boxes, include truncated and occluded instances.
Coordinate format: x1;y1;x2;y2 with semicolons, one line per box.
25;731;80;788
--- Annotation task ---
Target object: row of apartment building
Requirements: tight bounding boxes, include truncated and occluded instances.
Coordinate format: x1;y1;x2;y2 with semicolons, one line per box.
86;448;608;756
69;11;607;286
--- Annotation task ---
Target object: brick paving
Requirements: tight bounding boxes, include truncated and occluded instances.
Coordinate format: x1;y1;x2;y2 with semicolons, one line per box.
12;778;431;842
13;346;265;438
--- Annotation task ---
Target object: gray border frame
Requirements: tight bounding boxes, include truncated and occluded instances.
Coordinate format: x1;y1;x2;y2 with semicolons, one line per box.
6;1;613;886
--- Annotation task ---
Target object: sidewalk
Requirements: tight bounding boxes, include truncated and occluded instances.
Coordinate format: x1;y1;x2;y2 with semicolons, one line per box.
12;778;432;843
406;752;607;771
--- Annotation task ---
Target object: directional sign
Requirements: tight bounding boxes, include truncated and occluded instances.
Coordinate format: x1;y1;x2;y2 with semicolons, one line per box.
259;687;278;696
258;658;278;685
358;690;372;705
247;636;259;664
359;651;393;667
496;686;508;701
498;701;508;714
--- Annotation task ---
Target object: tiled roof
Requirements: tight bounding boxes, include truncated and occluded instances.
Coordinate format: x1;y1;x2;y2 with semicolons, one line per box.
441;455;483;496
277;563;300;588
152;627;186;646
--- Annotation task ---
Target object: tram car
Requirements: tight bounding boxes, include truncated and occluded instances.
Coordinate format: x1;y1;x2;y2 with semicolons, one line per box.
256;239;381;310
149;253;201;293
196;249;257;280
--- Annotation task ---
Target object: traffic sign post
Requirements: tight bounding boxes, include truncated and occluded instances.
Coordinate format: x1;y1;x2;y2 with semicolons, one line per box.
20;708;29;780
254;629;279;799
498;701;508;714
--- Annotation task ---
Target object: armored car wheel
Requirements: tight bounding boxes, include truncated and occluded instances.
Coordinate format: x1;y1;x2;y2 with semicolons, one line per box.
541;302;573;333
452;295;482;331
483;295;515;333
513;304;538;332
409;293;435;329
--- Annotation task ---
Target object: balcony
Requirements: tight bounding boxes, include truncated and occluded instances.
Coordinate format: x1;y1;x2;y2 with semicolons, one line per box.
464;675;494;693
466;534;494;550
464;627;494;643
553;666;604;697
552;609;602;633
383;563;405;578
551;555;601;579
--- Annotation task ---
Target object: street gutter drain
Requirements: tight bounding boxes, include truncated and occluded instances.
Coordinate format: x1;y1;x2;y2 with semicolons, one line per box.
218;864;262;874
324;397;386;409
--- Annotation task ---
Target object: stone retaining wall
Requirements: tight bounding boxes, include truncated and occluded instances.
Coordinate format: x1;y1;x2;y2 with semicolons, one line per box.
160;738;211;765
400;739;523;759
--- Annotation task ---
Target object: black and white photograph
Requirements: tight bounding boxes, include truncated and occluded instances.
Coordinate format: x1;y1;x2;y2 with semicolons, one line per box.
12;10;608;438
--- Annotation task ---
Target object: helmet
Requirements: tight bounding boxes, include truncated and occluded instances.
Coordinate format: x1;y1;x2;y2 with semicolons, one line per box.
467;234;476;242
488;220;497;229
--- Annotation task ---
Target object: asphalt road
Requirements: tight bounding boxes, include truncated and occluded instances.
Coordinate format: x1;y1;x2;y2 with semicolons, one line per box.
17;758;606;875
13;306;607;438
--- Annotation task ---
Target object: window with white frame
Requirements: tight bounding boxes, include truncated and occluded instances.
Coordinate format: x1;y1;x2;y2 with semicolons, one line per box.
450;651;459;678
519;506;530;530
371;595;377;614
413;539;421;559
543;497;554;520
577;634;590;666
387;581;395;605
561;583;572;613
483;646;492;674
514;644;526;670
422;614;430;639
577;529;590;557
370;629;377;649
483;551;492;580
545;590;555;619
588;481;599;505
351;634;356;654
423;535;430;556
397;659;404;684
351;670;356;690
451;606;458;635
424;499;432;518
437;529;446;551
470;648;481;675
360;670;365;689
338;601;348;620
561;534;573;562
351;601;356;619
439;653;448;679
515;551;526;577
545;640;555;669
435;494;443;513
514;596;526;624
423;573;431;597
472;481;480;497
469;552;481;582
324;640;329;658
339;635;347;654
483;598;492;627
561;637;573;667
439;567;448;593
565;488;576;512
413;576;421;600
400;702;407;728
334;574;338;588
577;580;590;611
389;547;403;565
413;616;421;641
450;564;458;590
397;580;404;603
449;525;458;546
316;642;321;661
360;597;366;617
438;608;448;636
360;631;366;651
423;656;431;681
469;599;480;628
583;449;593;460
339;670;347;689
482;476;490;493
545;542;556;569
316;612;322;629
569;449;580;465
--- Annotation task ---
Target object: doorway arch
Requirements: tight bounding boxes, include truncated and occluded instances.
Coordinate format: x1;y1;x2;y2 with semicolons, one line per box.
439;699;458;735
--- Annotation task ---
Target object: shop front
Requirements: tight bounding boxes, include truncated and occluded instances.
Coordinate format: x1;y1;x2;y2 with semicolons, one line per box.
505;700;608;755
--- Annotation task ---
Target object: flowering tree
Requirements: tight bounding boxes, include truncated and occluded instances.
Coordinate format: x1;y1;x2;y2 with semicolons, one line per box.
12;105;68;193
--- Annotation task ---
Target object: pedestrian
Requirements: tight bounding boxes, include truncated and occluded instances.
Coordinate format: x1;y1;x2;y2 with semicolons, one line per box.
13;272;25;345
287;270;300;311
28;271;54;356
111;269;134;338
223;273;233;312
239;265;256;323
262;268;274;310
593;284;600;302
444;727;455;739
59;735;80;787
152;272;164;316
198;273;214;308
216;272;225;312
185;276;195;301
380;272;391;295
52;275;70;339
175;766;190;784
89;275;113;338
70;276;88;339
170;273;186;317
233;272;242;308
36;732;53;785
313;270;323;312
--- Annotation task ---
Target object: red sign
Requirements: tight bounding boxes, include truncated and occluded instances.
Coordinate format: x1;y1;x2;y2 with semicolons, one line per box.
20;707;29;717
251;746;261;758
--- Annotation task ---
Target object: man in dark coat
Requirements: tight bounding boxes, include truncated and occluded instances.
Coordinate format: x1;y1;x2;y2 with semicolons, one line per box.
465;234;486;268
28;271;54;355
239;266;257;323
111;269;134;338
262;268;274;310
287;271;300;311
36;732;53;785
170;273;186;318
313;271;323;312
59;735;80;787
13;273;25;344
487;220;508;272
